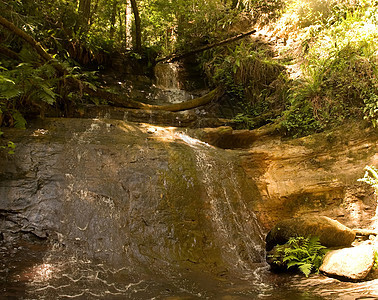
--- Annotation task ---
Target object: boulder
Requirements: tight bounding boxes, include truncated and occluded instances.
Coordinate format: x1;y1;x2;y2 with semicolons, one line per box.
266;216;355;251
319;244;374;281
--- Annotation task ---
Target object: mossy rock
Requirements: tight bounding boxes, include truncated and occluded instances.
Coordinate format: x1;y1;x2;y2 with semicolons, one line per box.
266;216;355;251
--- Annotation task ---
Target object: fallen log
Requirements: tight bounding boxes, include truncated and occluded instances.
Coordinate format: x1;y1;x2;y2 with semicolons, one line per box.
0;15;224;112
82;85;224;112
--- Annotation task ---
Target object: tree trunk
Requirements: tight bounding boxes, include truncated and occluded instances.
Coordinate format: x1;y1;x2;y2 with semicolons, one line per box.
0;15;65;74
124;1;133;49
130;0;142;52
109;0;118;39
78;0;91;28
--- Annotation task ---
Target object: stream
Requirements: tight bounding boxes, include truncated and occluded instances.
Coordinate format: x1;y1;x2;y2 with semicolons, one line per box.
2;235;378;299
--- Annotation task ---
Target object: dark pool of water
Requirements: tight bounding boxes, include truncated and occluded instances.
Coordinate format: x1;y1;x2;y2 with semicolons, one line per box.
1;240;378;300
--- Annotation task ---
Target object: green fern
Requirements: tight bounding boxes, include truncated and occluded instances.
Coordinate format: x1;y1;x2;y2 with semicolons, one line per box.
269;236;328;277
298;263;313;277
12;110;27;129
373;251;378;270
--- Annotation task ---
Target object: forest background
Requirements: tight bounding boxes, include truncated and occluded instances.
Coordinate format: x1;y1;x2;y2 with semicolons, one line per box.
1;0;378;140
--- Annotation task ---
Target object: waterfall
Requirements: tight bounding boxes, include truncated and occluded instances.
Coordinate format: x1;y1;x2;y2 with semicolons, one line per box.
0;119;267;299
154;62;181;90
174;131;265;275
153;63;194;104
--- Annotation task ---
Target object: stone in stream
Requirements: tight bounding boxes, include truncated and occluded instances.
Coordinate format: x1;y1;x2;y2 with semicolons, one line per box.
319;244;375;281
265;216;355;251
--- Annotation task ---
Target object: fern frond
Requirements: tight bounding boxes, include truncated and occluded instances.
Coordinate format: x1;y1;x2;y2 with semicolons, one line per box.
12;110;27;129
298;263;312;277
286;261;300;269
0;86;22;99
0;76;15;85
271;235;328;276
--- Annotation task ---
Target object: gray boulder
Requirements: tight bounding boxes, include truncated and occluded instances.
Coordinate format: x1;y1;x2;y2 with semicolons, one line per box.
320;244;374;281
266;216;355;251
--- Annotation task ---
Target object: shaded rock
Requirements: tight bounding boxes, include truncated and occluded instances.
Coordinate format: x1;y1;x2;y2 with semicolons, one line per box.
320;244;374;281
266;216;355;251
353;228;378;237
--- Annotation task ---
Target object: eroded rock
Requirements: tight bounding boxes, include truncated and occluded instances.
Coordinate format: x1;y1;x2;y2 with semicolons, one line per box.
240;123;378;231
266;216;355;251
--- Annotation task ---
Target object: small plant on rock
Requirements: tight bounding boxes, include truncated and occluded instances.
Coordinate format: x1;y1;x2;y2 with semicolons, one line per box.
373;251;378;270
268;236;328;277
358;165;378;195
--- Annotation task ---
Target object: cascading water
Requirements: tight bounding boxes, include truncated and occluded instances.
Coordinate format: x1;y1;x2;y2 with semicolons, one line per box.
0;119;269;299
174;132;265;275
155;62;181;90
153;62;195;104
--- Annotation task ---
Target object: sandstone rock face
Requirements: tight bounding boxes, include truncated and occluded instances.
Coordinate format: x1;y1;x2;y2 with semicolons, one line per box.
265;216;355;251
239;123;378;231
320;244;375;281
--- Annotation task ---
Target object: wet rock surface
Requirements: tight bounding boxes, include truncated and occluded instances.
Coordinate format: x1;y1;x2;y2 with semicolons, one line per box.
0;118;264;277
1;117;378;298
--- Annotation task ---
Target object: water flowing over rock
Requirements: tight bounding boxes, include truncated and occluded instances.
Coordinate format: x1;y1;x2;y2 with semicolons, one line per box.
153;62;204;104
1;117;378;298
0;118;264;278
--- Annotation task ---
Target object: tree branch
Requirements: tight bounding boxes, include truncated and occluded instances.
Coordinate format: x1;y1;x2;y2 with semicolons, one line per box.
156;29;256;63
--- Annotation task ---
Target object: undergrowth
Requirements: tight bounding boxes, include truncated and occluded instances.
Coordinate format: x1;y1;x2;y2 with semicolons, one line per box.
374;251;378;270
201;41;287;128
199;1;378;135
358;165;378;194
279;0;378;136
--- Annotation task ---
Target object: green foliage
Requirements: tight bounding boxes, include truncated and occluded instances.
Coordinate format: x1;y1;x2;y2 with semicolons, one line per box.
358;165;378;194
202;42;286;124
281;98;322;137
0;140;16;155
233;113;256;129
0;62;59;127
268;236;328;277
281;1;378;136
363;93;378;127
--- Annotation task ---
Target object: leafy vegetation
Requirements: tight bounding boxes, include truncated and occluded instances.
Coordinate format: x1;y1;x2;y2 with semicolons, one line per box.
201;42;287;128
0;0;378;137
268;236;328;277
277;0;378;136
0;140;16;155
